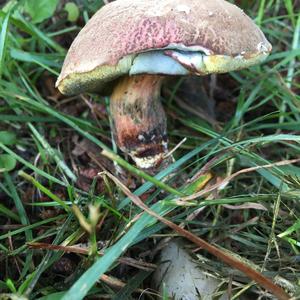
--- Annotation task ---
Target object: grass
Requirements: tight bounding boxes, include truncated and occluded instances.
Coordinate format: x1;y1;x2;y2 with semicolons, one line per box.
0;0;300;299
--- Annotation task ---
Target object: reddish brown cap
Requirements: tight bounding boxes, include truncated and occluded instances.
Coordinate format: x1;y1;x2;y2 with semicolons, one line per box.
56;0;272;95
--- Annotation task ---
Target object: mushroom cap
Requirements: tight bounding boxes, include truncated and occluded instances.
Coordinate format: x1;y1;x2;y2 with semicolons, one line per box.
56;0;272;95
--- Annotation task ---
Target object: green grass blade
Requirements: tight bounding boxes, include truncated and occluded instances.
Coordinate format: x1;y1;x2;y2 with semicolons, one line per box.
10;48;61;68
0;143;66;186
0;215;65;241
0;202;20;222
4;172;32;240
28;123;77;182
3;172;34;277
19;171;71;212
0;11;10;78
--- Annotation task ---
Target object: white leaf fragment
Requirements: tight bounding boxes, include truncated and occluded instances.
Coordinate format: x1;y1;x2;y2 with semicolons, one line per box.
153;240;228;300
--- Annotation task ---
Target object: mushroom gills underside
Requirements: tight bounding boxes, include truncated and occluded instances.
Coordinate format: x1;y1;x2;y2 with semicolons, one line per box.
129;49;269;76
57;44;270;96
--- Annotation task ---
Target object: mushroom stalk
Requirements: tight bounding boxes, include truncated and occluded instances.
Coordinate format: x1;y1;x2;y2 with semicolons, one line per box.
110;74;168;170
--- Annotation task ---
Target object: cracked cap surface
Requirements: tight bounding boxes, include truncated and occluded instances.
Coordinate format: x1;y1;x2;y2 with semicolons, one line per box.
56;0;272;95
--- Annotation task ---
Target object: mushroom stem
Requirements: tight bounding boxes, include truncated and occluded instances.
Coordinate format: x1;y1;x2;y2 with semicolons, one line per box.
110;75;168;170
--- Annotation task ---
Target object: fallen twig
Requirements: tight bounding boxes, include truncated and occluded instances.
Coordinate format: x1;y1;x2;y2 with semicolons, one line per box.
27;242;156;272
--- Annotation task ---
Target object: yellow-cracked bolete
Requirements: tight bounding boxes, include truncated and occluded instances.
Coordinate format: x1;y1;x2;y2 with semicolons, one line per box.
56;0;272;170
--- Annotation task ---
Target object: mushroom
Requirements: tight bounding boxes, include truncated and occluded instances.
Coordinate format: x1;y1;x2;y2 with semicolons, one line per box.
56;0;271;171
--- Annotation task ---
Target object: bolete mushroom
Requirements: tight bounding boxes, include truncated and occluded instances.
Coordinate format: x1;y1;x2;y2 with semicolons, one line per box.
56;0;271;170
